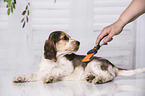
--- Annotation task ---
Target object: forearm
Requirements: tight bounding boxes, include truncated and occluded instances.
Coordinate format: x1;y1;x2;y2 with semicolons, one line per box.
117;0;145;27
96;0;145;43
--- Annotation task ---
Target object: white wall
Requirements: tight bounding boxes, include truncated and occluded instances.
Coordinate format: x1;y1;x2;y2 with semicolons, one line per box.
70;0;136;69
0;0;145;75
136;14;145;68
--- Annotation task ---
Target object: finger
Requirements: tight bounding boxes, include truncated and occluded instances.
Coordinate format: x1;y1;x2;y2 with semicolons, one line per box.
108;38;113;42
103;33;114;43
96;32;108;44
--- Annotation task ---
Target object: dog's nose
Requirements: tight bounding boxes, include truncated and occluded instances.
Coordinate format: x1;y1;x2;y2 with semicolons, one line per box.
76;41;80;45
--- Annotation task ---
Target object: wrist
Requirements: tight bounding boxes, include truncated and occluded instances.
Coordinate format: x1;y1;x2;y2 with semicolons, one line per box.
116;18;127;28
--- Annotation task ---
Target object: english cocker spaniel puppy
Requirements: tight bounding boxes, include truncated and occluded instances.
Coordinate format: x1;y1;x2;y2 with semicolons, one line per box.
13;31;145;84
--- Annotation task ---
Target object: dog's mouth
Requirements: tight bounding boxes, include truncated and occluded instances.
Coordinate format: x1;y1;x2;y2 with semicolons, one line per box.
74;47;79;51
64;41;80;53
65;46;79;52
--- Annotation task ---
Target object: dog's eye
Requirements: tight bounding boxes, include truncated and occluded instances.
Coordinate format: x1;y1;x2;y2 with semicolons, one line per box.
62;36;69;40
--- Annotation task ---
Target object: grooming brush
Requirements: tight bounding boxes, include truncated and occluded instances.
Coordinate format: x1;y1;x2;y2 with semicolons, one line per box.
82;35;108;63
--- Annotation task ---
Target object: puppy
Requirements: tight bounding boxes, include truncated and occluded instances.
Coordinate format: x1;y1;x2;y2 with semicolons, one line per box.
13;31;145;84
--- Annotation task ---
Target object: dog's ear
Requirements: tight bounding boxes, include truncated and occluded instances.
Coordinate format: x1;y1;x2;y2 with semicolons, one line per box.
44;40;57;62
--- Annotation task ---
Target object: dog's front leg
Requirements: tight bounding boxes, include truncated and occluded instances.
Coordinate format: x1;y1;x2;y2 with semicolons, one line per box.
42;65;73;84
42;67;64;84
13;73;38;83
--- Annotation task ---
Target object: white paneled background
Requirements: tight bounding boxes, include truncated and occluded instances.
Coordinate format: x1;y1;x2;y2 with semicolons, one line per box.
0;0;145;75
92;0;136;69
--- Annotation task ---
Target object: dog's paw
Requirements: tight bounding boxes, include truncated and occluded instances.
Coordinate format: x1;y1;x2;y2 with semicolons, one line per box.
13;75;27;83
43;76;56;84
92;76;107;84
92;76;114;84
85;73;96;83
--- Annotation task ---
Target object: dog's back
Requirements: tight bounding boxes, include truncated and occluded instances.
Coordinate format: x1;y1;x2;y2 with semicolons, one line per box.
64;53;145;84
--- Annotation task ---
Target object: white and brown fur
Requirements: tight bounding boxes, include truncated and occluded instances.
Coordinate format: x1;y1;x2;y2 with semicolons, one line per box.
13;31;145;84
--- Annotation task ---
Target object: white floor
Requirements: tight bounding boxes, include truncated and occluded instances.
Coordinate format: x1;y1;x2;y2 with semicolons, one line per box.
0;70;145;96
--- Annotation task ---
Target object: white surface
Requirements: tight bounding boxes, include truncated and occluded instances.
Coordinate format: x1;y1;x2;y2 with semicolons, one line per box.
0;70;145;96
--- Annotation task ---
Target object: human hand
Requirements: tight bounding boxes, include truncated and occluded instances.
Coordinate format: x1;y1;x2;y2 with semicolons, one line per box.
96;20;124;44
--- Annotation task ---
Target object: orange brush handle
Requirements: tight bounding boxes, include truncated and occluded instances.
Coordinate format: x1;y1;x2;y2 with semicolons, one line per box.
82;53;94;62
82;35;108;63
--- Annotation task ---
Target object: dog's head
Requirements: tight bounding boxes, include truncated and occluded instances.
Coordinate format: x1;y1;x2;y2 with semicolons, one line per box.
44;31;80;61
